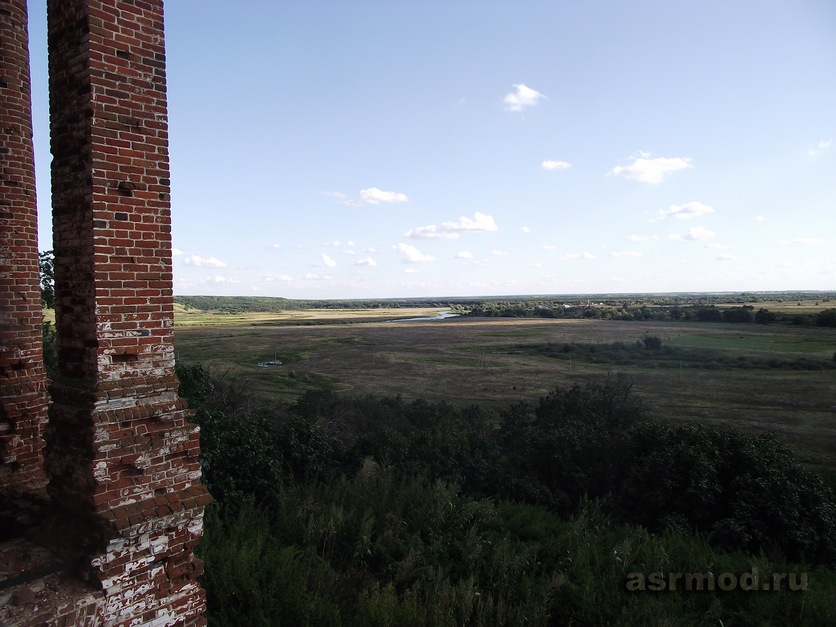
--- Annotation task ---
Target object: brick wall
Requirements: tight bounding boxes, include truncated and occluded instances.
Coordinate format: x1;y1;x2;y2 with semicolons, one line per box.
0;0;209;621
34;0;207;624
0;0;50;492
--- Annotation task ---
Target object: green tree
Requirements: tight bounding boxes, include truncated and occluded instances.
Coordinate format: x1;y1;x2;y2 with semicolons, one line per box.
816;308;836;328
641;335;663;350
754;308;777;324
39;250;55;309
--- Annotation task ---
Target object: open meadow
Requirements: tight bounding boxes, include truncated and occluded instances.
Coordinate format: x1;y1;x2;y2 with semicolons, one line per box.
174;308;836;479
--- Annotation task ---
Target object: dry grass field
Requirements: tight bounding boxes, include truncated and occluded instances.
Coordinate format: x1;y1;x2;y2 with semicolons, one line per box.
173;310;836;479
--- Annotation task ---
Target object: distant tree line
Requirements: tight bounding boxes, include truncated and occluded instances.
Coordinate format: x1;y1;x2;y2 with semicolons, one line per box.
174;294;485;313
464;301;836;327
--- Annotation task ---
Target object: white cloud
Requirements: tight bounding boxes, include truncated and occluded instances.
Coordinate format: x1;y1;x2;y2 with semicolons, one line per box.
610;152;692;184
503;83;545;112
520;226;531;234
541;160;571;171
562;252;596;260
404;268;420;274
444;212;498;232
491;250;508;256
627;234;650;242
355;257;378;267
322;254;336;268
669;226;716;241
794;237;825;245
755;215;766;222
342;249;356;255
395;243;435;263
611;251;643;258
334;187;409;207
716;254;738;261
361;187;408;204
808;139;832;156
265;274;293;282
172;247;184;256
455;251;474;259
324;240;341;247
405;225;460;240
542;244;556;250
207;275;239;284
406;212;498;239
184;255;227;268
305;273;332;280
270;243;282;249
656;201;715;220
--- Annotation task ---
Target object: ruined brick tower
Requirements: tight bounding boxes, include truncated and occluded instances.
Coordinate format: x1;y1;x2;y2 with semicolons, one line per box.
1;0;210;624
0;0;50;494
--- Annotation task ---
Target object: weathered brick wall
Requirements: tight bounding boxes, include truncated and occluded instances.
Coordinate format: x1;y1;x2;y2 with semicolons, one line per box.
0;0;50;492
0;1;209;622
40;0;211;624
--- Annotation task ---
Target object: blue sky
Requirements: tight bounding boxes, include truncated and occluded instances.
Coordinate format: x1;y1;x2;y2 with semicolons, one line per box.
27;1;835;299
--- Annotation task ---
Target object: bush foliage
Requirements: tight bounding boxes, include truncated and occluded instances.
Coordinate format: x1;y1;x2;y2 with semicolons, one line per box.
178;364;836;625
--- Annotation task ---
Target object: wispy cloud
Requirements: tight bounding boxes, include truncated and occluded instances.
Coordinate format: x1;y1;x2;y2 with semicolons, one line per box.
716;254;738;261
330;187;409;207
183;254;227;268
405;212;498;239
520;226;531;234
627;234;650;242
207;275;239;284
668;226;716;241
503;83;545;112
808;139;832;156
541;159;571;171
455;251;474;259
305;273;332;280
172;247;184;256
562;252;596;260
322;254;336;268
491;250;508;256
610;152;692;184
611;251;643;258
793;237;825;245
459;255;490;267
355;257;378;267
395;243;435;263
656;201;715;220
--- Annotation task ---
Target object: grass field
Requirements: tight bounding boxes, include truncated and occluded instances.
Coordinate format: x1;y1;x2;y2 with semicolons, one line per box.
173;302;446;326
174;311;836;479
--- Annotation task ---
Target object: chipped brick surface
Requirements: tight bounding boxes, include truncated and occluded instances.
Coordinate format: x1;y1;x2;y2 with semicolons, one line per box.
0;0;50;493
0;1;209;624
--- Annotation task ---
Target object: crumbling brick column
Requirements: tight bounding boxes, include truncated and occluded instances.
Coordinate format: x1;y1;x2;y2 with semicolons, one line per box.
44;0;210;624
0;0;50;493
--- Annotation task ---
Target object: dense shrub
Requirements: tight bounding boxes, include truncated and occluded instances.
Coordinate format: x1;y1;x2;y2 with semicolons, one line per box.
817;308;836;327
641;335;663;350
177;364;836;624
619;424;836;565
